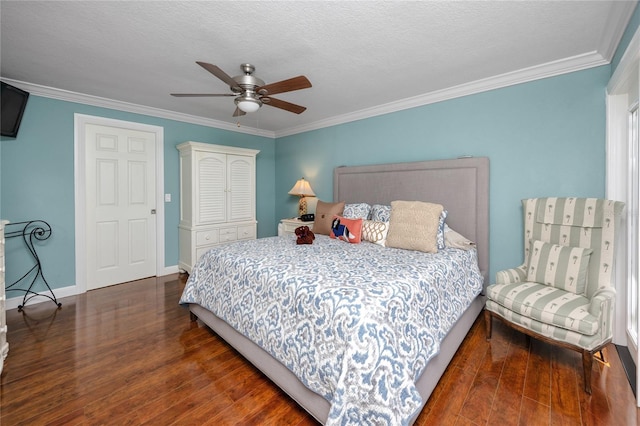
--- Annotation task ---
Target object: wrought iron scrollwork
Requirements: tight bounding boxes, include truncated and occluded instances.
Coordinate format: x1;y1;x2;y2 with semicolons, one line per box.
5;220;61;311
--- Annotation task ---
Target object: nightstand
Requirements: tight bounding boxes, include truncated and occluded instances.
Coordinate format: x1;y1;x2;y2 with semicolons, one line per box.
278;218;314;236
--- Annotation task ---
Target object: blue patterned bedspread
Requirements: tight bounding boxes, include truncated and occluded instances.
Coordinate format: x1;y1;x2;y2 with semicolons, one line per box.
180;234;483;425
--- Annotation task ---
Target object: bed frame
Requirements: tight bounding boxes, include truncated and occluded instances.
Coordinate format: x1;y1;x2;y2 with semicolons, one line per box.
188;156;490;424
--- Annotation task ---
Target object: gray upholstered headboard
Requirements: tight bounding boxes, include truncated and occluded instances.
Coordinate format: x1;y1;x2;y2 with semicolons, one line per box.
333;157;489;283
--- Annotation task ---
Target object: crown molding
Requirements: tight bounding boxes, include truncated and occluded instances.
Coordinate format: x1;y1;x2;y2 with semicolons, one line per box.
0;78;276;139
2;49;610;140
598;0;637;62
275;51;609;138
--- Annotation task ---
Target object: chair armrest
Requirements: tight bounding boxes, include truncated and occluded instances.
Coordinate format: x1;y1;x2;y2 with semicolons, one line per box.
589;287;616;339
588;287;616;317
495;265;527;284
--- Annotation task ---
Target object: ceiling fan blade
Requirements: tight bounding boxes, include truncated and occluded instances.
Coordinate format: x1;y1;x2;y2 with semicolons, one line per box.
233;107;246;117
258;76;311;96
263;97;307;114
171;93;236;97
196;61;241;90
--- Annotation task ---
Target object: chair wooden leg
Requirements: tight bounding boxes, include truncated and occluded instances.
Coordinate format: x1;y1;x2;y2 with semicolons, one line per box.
582;350;593;394
484;310;492;340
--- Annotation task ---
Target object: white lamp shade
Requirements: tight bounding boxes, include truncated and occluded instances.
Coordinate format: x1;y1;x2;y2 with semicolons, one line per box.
288;178;316;196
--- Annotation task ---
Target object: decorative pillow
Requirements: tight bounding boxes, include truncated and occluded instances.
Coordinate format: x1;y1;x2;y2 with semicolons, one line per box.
313;201;345;235
437;210;448;250
330;215;363;243
443;224;475;250
370;204;391;222
361;220;389;246
343;203;371;220
385;201;443;253
526;239;593;294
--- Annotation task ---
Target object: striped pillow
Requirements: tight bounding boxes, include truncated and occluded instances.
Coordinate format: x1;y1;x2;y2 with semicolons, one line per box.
526;240;592;295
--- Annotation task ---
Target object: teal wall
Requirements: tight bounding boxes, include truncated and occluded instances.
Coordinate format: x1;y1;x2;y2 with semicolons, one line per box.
0;66;616;290
3;4;640;291
1;97;275;289
276;66;611;280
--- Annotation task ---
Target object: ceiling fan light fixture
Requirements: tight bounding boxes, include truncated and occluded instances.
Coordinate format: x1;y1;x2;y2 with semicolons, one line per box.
235;94;262;113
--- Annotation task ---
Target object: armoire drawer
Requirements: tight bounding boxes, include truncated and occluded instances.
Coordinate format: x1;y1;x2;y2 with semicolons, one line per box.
237;225;256;240
196;229;219;246
219;227;238;243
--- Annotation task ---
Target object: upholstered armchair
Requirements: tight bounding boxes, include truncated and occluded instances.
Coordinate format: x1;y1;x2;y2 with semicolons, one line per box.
485;197;624;394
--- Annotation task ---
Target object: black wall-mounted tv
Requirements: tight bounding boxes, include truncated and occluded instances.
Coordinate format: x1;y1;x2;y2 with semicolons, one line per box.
1;81;30;138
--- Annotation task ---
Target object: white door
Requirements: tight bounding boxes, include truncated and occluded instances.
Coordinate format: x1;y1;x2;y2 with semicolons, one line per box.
85;123;157;289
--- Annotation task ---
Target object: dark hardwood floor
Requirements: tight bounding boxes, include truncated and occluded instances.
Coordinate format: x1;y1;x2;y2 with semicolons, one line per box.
1;274;638;425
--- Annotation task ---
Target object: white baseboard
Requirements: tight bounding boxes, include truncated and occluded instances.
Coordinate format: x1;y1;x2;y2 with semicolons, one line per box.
160;265;180;276
5;265;181;311
6;285;79;310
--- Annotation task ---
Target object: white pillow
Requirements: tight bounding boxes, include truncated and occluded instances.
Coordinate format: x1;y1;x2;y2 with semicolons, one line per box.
444;224;475;250
361;220;389;246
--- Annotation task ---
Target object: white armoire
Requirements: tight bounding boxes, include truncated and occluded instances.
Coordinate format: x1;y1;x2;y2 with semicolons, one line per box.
177;142;259;273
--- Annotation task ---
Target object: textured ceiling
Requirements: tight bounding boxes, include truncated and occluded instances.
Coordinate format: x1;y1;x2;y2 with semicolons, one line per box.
0;1;637;137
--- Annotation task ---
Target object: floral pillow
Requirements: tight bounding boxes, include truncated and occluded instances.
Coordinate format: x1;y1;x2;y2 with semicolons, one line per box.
370;204;391;222
330;215;363;243
437;210;448;250
343;203;372;220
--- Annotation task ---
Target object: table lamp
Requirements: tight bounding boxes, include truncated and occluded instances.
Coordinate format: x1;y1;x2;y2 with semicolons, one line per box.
288;178;316;216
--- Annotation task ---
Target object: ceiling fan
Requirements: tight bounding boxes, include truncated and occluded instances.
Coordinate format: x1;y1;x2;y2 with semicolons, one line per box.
171;62;312;117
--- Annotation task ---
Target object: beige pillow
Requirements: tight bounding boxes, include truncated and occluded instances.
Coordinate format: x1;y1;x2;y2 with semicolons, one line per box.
313;200;345;235
386;200;443;253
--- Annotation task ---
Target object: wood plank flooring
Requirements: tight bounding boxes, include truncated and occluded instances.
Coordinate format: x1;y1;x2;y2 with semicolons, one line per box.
1;273;638;425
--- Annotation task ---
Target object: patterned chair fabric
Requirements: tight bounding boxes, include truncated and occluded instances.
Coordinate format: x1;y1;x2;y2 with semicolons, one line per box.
485;197;624;394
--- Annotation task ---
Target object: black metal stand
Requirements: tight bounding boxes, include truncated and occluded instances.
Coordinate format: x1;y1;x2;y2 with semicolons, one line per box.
5;220;61;311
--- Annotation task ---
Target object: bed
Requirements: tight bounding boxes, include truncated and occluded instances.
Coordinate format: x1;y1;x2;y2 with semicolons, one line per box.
180;156;489;425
